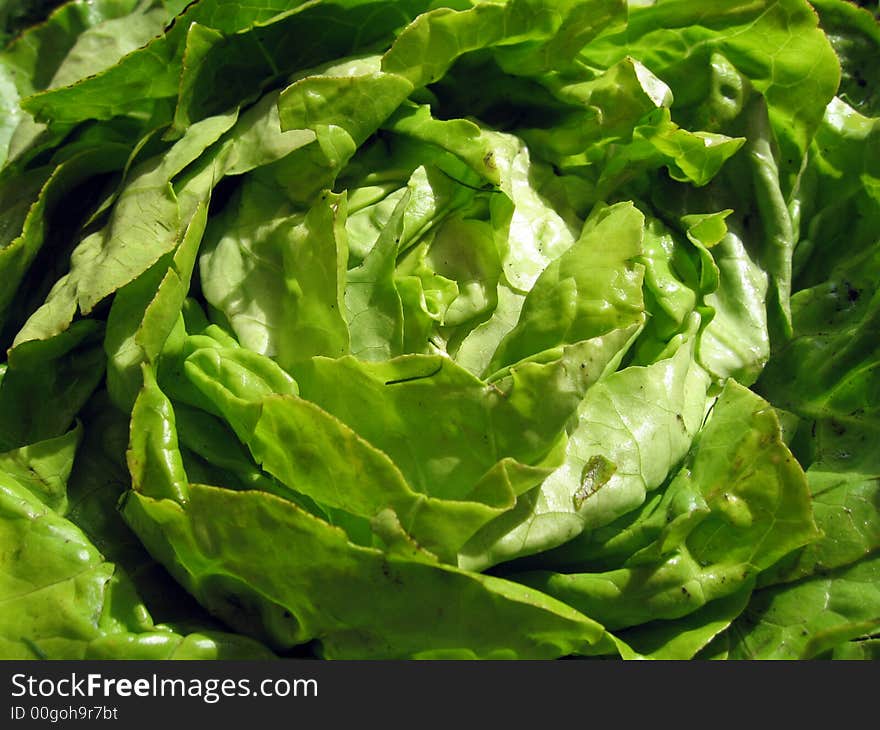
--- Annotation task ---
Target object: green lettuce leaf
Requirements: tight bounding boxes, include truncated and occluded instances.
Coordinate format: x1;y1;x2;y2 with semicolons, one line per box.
0;403;273;659
514;380;817;632
1;0;874;661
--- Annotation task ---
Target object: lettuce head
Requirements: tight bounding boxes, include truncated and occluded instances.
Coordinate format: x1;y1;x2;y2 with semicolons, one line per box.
0;0;877;660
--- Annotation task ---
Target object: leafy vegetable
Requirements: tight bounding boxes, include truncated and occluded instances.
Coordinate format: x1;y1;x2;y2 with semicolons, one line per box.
1;0;878;660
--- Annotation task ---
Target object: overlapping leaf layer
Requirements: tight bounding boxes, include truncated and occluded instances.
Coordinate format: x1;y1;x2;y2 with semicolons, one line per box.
1;0;877;659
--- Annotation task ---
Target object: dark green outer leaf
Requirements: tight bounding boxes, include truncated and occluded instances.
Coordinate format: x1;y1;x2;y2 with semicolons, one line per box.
724;552;880;659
